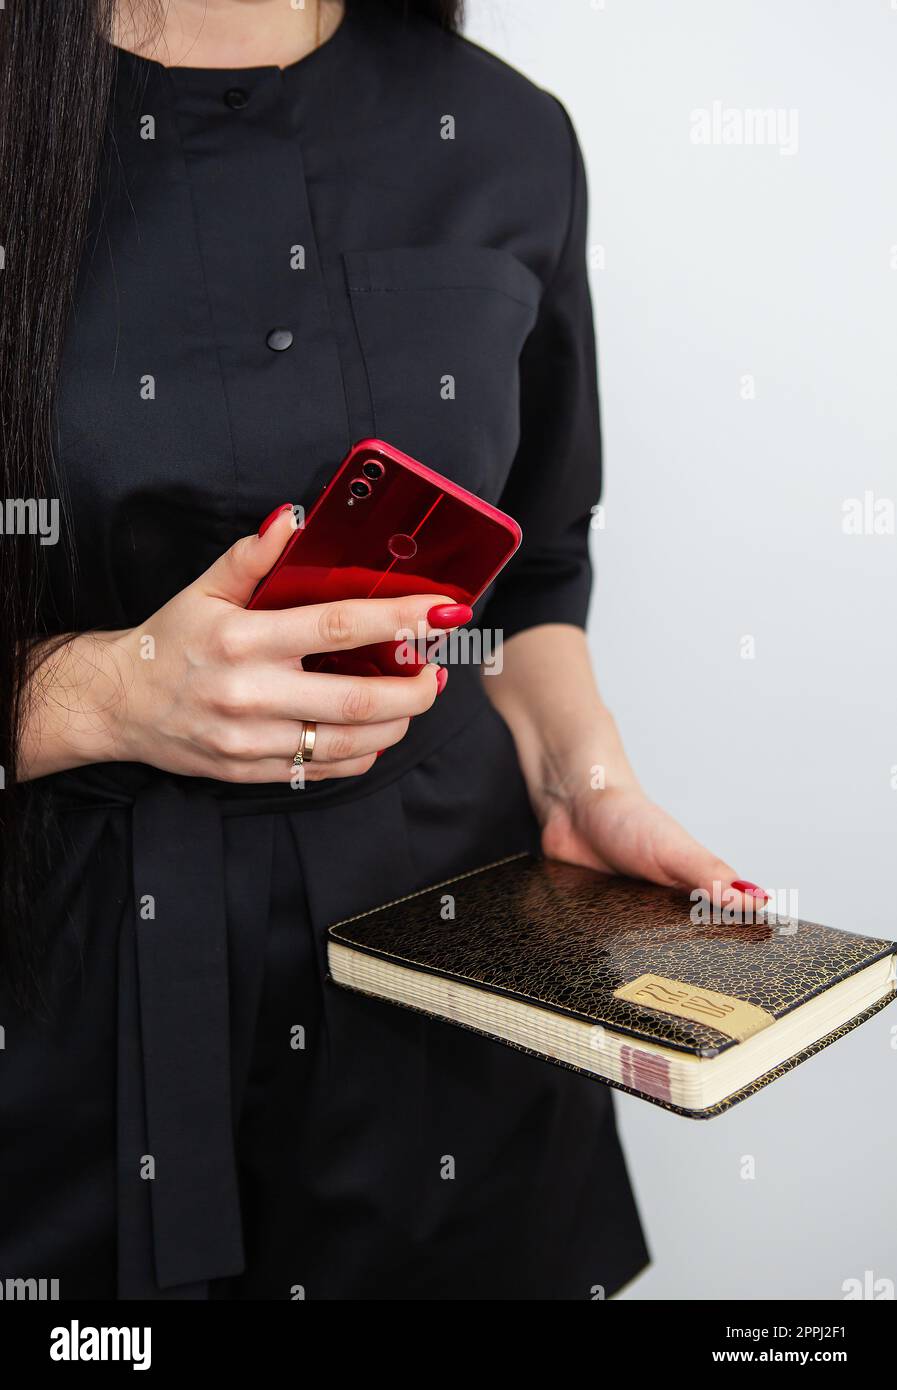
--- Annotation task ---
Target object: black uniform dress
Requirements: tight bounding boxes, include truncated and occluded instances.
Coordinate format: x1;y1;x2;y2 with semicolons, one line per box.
0;0;650;1299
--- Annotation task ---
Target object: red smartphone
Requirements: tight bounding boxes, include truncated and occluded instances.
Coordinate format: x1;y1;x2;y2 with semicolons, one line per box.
248;438;522;678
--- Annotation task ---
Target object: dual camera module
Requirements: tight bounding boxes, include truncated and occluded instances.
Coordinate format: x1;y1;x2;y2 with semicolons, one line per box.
348;458;385;502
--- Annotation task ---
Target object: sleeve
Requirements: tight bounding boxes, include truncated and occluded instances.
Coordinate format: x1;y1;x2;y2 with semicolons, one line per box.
480;104;601;642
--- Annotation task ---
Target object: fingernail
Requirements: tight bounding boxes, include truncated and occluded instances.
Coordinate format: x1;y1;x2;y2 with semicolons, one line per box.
427;603;473;630
732;879;770;901
258;502;296;537
435;666;449;694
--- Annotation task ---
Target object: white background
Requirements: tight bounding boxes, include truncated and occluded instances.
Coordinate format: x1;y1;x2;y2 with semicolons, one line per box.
465;0;897;1300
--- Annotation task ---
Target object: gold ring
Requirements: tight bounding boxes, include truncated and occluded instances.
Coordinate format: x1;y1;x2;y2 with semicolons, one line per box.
292;721;317;767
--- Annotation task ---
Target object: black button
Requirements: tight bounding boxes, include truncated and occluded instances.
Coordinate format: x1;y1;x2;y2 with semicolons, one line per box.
224;88;249;110
266;328;294;352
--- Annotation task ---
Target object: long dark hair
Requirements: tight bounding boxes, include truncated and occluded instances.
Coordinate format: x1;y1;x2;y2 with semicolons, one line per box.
0;0;463;1007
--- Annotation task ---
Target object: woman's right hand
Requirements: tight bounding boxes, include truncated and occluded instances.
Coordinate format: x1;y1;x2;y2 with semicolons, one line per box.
22;506;463;783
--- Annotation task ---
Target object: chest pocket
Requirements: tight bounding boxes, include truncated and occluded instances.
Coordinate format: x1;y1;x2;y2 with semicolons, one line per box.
343;246;541;497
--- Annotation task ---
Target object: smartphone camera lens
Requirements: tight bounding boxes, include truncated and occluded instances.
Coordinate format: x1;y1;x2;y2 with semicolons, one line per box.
349;478;372;500
361;460;385;482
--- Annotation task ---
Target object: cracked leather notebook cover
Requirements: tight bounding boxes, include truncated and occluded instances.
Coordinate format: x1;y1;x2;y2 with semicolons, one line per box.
327;852;897;1117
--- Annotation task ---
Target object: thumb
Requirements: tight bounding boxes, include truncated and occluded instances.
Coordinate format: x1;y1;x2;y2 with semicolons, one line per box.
203;503;298;606
657;834;769;912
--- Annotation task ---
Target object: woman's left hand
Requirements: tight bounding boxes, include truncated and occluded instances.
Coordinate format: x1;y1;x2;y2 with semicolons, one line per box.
485;624;768;907
540;779;764;905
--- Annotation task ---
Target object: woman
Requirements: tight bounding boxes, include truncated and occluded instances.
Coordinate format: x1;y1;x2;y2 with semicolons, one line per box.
0;0;765;1300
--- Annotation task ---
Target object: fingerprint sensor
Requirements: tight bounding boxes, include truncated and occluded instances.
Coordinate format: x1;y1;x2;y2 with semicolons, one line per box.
388;533;418;561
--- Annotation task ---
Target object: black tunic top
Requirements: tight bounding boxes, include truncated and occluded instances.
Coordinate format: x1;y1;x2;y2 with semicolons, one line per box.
4;0;649;1299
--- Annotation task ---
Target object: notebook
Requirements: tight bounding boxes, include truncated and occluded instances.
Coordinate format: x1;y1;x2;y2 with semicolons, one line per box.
327;853;897;1117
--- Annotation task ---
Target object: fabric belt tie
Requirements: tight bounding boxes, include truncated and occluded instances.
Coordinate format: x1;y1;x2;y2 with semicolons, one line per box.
117;777;244;1298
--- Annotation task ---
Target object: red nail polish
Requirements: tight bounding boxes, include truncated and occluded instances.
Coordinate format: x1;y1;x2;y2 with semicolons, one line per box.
435;666;448;694
258;502;295;537
375;750;384;759
732;880;769;901
427;603;473;629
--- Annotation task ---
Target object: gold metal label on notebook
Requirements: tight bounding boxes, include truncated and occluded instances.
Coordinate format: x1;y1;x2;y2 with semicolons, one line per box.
613;974;774;1042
